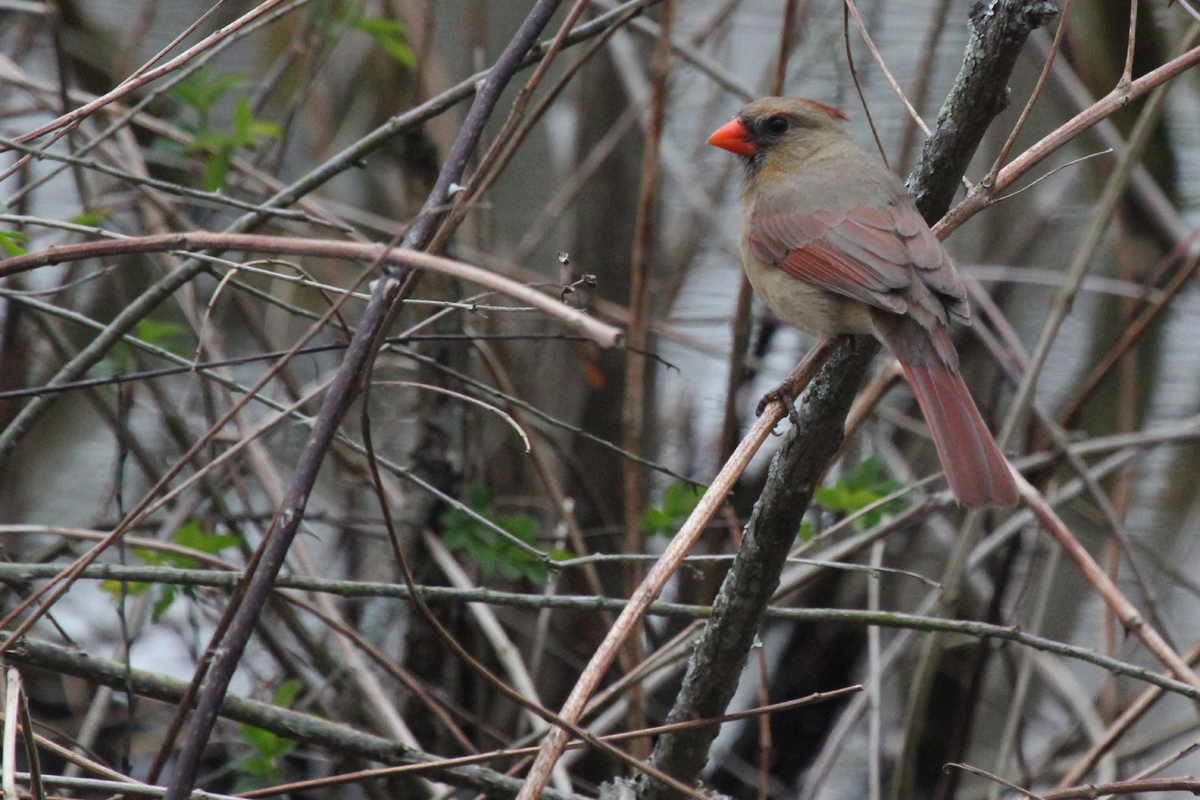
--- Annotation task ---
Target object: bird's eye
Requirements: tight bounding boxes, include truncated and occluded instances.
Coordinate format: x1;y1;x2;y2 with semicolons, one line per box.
764;115;790;135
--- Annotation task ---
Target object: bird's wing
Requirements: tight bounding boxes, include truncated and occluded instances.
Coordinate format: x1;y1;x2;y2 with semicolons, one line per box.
747;200;968;324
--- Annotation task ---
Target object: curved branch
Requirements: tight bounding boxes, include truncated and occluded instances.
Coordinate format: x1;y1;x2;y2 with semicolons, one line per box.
0;232;622;348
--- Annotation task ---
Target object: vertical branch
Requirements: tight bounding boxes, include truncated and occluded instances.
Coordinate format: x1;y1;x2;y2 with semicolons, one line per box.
755;649;772;800
717;282;755;464
896;0;954;172
1120;0;1137;86
15;669;44;800
622;1;674;758
1102;219;1141;722
769;0;803;94
3;668;17;800
867;541;884;800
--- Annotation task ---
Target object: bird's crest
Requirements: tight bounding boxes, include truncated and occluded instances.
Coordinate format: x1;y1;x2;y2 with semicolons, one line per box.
797;99;849;121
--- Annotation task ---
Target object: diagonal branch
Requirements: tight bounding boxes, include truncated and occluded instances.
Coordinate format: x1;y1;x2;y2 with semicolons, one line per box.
156;3;567;799
633;339;878;800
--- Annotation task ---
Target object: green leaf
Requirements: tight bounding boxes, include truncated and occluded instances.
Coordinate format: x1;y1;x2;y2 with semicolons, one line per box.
271;679;302;709
813;457;904;530
439;487;548;584
233;752;279;786
70;208;110;227
249;120;281;139
132;546;168;566
173;519;239;557
135;318;185;351
0;230;28;257
228;99;280;147
172;83;279;192
202;145;234;191
643;481;705;539
171;68;245;119
189;130;226;153
240;722;296;759
232;97;253;143
353;15;416;68
235;678;300;784
100;579;151;597
151;585;177;622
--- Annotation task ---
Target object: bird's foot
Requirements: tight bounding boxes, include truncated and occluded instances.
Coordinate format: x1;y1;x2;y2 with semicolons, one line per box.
757;383;802;426
753;337;842;428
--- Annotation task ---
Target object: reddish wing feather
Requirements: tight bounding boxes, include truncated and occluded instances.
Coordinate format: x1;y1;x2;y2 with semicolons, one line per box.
782;244;907;313
750;205;918;314
825;221;911;266
751;201;970;324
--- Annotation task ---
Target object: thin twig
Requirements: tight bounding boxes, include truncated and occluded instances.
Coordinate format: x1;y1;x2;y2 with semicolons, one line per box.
0;233;622;347
996;53;1183;449
935;26;1200;237
1013;471;1200;690
945;763;1048;800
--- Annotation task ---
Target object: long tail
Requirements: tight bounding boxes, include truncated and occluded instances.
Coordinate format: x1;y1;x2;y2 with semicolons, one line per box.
874;315;1018;508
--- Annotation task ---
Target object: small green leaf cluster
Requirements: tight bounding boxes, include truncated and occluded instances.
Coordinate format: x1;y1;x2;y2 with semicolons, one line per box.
813;457;904;531
69;208;112;228
440;486;556;584
100;519;239;621
352;14;417;68
100;317;186;375
164;67;281;191
642;481;705;540
0;229;28;256
234;680;302;789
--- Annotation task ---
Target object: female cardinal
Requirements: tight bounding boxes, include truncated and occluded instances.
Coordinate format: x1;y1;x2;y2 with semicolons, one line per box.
708;97;1017;508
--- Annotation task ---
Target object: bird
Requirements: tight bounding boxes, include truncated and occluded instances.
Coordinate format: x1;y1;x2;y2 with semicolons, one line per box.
707;97;1018;508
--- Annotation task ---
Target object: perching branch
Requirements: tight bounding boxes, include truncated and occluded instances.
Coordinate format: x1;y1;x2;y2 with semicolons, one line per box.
630;1;1060;797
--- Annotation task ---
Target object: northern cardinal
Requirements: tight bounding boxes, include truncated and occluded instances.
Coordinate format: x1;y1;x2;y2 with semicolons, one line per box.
708;97;1017;508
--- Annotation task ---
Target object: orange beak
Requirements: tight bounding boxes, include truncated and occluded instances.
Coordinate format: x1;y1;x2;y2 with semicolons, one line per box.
707;118;756;156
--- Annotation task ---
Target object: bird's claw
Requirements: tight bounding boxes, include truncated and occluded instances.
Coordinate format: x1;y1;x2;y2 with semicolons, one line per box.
756;385;801;427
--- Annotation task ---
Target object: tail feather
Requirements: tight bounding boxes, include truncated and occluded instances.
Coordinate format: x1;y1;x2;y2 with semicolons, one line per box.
875;317;1018;508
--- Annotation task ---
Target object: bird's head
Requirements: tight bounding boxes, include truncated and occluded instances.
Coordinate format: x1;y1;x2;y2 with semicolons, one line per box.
708;97;851;178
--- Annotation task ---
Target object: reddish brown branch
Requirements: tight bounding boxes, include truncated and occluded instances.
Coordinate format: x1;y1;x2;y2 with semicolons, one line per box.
935;39;1200;237
0;232;621;347
1014;473;1200;691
